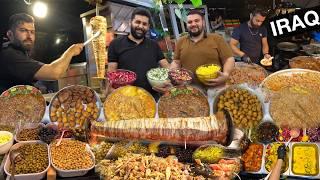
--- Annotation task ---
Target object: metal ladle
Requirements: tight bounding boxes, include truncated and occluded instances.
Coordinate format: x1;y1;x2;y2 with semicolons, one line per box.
9;149;22;180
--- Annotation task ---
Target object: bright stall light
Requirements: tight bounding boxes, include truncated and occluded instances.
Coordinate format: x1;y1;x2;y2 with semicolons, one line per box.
55;38;61;45
33;1;48;18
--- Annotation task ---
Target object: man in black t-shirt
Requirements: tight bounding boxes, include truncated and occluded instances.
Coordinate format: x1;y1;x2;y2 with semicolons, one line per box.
229;8;271;64
107;8;170;99
0;13;83;93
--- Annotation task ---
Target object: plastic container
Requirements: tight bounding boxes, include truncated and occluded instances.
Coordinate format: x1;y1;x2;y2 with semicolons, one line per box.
0;131;14;154
14;123;44;143
168;68;193;85
4;141;50;180
196;64;221;84
147;68;169;87
50;143;95;177
107;69;137;89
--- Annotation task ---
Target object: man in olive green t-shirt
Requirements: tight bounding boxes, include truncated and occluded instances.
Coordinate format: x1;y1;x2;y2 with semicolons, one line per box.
171;9;235;87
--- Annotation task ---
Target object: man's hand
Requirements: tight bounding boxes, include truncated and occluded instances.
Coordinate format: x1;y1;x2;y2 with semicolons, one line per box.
264;53;272;59
277;144;286;160
152;80;172;93
203;71;229;87
241;54;252;63
67;43;84;57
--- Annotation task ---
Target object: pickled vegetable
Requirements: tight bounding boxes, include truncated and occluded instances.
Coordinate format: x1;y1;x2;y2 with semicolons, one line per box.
265;143;289;173
169;68;193;85
242;144;263;172
147;68;169;81
193;146;224;163
0;134;11;144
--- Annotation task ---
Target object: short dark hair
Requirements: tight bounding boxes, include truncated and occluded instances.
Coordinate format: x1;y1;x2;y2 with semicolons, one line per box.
131;7;152;25
251;8;268;17
187;9;205;17
8;13;34;31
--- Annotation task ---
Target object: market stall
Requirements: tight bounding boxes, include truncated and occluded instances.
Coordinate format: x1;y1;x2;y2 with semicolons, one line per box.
0;59;320;179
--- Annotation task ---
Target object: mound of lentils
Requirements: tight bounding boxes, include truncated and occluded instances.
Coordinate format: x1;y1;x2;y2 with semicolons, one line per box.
17;126;41;141
10;143;48;174
51;139;93;170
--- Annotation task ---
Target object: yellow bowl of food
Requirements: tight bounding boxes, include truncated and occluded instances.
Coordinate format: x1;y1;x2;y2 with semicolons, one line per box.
0;131;14;154
196;64;221;83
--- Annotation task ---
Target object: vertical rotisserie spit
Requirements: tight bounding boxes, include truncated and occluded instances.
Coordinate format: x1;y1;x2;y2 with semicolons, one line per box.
90;16;107;78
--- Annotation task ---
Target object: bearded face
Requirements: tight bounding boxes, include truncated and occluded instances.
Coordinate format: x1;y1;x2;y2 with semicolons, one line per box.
186;14;204;37
8;22;35;51
250;13;266;29
130;15;150;40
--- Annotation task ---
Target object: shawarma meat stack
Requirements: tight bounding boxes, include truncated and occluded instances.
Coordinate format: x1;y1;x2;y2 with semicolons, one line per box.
90;16;107;78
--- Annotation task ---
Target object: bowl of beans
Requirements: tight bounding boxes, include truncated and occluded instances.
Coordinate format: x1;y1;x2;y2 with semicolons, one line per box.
107;69;137;89
195;64;221;84
147;68;169;87
168;68;193;85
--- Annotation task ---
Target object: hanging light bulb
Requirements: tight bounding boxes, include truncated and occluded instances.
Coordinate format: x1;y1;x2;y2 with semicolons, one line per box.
33;1;48;18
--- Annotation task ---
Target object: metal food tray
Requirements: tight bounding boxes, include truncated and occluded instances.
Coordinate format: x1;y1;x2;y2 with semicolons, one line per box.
259;68;320;91
263;142;290;176
245;142;320;179
227;62;269;88
48;85;102;124
289;56;320;71
103;85;157;121
288;142;320;179
212;85;267;127
242;143;266;174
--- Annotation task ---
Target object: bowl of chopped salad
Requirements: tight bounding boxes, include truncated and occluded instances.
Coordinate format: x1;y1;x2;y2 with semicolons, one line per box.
147;68;170;87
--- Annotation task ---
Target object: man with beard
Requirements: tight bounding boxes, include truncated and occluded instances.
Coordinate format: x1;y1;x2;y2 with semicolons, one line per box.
171;9;235;87
107;8;169;99
230;8;271;63
0;13;83;93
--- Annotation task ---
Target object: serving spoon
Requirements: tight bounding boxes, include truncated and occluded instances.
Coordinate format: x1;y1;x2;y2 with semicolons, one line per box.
285;128;300;147
10;149;22;180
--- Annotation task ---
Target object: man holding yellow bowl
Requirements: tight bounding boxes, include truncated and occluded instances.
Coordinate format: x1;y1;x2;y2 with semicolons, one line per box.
171;9;235;87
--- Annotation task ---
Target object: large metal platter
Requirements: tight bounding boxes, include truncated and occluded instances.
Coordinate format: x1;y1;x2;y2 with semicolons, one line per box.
103;85;156;121
212;85;265;129
158;86;210;118
49;85;102;129
228;62;269;87
260;68;320;94
0;85;46;127
289;56;320;71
